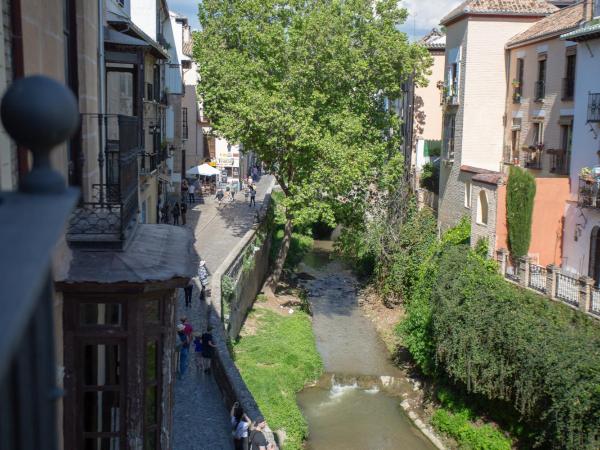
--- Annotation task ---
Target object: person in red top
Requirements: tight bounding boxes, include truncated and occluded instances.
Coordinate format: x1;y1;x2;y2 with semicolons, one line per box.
180;316;193;341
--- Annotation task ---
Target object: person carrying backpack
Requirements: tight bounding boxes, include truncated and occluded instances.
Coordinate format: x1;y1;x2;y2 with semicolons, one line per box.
248;417;275;450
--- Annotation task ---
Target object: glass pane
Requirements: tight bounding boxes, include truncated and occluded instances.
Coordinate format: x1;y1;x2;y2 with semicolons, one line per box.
144;300;160;323
83;391;120;432
144;430;157;450
145;341;158;381
145;386;157;426
84;437;120;450
84;344;121;386
80;303;122;326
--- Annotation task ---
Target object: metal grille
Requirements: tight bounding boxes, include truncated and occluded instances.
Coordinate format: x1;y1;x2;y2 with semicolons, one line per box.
578;176;600;209
556;272;579;307
505;260;520;283
591;287;600;316
588;93;600;122
528;264;547;293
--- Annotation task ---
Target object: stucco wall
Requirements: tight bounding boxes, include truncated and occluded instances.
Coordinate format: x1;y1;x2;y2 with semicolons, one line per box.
462;17;542;171
505;38;576;175
414;50;444;142
562;37;600;275
439;15;544;231
495;177;569;266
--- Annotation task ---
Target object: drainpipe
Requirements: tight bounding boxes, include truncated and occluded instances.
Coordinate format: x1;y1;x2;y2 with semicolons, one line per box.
97;0;106;202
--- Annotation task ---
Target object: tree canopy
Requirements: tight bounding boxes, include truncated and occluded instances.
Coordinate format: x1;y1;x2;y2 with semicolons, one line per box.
194;0;431;284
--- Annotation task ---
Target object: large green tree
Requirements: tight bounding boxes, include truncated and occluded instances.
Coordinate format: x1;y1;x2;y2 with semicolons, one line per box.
194;0;430;292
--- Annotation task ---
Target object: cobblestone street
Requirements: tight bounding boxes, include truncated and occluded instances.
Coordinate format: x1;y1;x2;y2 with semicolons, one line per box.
173;176;273;450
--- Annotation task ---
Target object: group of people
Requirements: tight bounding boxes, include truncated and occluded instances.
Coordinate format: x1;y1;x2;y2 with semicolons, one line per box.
176;317;216;378
230;404;276;450
161;200;188;225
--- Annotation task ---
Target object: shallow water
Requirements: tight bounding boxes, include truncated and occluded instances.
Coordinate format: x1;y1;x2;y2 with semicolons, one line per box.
296;241;436;450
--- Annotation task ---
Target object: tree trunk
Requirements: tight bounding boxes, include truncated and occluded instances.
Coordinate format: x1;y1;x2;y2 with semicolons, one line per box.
264;217;293;298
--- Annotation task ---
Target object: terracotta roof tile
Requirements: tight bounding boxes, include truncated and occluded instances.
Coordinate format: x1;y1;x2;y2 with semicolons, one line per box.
183;40;193;58
420;28;446;50
507;1;584;47
441;0;558;25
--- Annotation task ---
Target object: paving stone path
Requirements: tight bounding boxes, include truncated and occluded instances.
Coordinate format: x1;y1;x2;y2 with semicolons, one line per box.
172;176;273;450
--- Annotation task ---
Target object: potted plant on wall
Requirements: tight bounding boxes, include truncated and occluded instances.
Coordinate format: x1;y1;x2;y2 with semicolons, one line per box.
580;166;593;183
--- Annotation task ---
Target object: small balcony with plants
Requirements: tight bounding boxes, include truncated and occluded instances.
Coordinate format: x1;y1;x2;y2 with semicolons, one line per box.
578;166;600;209
439;81;459;107
512;80;522;104
548;148;570;176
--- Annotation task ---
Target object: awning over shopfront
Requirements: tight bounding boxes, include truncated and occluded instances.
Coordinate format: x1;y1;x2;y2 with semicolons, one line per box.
187;164;220;176
105;12;169;59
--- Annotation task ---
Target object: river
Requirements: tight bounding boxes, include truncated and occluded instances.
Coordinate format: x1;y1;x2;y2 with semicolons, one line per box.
295;240;437;450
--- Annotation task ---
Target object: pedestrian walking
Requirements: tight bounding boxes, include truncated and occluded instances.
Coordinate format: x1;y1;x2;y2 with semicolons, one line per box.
249;185;256;208
231;402;251;450
176;323;190;379
201;327;216;373
216;188;225;206
198;260;210;301
161;202;170;224
181;179;189;203
172;202;181;225
180;316;193;338
249;417;275;450
181;201;187;225
193;334;203;374
183;282;193;308
188;182;196;203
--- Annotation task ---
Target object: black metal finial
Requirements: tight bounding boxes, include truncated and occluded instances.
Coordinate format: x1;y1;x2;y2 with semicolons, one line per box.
1;75;79;194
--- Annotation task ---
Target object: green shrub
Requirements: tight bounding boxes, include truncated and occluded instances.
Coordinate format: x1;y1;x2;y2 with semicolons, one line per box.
506;166;536;258
233;309;323;449
420;162;440;194
397;217;470;374
432;246;600;449
431;409;512;450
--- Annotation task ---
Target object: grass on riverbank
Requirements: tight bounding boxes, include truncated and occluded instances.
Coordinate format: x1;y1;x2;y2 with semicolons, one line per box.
233;307;323;450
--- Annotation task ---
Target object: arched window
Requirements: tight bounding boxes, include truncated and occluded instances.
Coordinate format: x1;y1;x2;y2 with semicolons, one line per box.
477;190;488;225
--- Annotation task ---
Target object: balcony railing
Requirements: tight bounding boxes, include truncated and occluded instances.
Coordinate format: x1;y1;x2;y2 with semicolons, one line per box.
503;145;519;166
578;176;600;209
68;114;141;249
534;80;545;101
549;149;569;175
524;146;543;170
562;77;575;101
496;251;599;320
588;93;600;122
140;152;158;176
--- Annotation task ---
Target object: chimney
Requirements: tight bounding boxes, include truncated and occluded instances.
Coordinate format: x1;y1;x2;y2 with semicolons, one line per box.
583;0;593;22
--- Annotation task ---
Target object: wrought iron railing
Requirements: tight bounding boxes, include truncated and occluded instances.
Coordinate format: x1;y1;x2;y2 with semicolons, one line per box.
68;114;141;248
506;259;520;283
562;77;575;101
578;176;600;209
591;287;600;316
528;264;547;293
534;80;545;101
556;272;579;307
140;152;158;175
588;93;600;122
524;148;543;170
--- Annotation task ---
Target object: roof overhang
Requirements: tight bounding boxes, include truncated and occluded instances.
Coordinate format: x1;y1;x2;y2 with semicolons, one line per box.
106;15;169;60
507;27;578;49
442;12;549;27
561;22;600;41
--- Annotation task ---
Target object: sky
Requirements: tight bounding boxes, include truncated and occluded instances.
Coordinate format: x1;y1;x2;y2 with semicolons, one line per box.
167;0;462;40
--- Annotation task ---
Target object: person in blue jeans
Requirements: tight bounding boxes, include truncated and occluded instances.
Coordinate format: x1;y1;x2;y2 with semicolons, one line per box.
193;334;203;375
177;323;190;379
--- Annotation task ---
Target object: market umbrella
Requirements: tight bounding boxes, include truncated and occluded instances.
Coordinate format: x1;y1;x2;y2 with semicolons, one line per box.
186;164;220;176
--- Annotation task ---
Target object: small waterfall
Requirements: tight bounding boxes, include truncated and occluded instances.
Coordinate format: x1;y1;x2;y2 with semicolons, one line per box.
329;374;358;399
